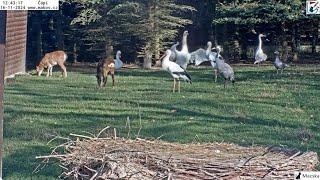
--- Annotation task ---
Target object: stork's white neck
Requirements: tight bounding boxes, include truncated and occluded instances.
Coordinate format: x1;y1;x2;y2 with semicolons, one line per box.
163;52;171;63
181;34;189;53
215;53;224;67
116;54;121;60
275;55;280;62
206;43;212;55
258;36;263;51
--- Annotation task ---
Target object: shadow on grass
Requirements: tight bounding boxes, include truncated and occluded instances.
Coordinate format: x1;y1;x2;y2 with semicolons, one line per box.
3;145;60;179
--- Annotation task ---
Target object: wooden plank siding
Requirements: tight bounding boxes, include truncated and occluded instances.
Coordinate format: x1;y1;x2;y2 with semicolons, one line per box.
4;11;27;78
0;11;6;179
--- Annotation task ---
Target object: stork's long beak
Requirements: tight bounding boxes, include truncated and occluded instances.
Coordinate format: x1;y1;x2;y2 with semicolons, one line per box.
159;53;166;61
251;29;257;34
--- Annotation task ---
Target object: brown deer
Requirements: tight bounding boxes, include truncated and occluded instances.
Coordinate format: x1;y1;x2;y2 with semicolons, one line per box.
36;51;68;77
96;57;115;88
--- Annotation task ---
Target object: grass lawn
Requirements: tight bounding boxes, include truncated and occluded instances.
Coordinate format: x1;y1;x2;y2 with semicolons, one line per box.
3;64;320;179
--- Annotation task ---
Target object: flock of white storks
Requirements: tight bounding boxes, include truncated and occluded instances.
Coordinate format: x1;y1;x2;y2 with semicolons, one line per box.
161;30;289;92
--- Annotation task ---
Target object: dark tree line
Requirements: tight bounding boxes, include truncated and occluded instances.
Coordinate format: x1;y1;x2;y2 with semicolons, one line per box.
27;0;320;69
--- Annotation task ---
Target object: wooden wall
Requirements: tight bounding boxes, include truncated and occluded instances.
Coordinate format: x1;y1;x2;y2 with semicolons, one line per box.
4;11;27;77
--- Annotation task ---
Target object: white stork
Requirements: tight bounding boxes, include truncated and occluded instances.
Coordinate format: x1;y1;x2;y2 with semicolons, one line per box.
189;41;212;66
114;50;123;70
170;31;191;70
254;34;268;66
189;41;221;82
162;49;192;93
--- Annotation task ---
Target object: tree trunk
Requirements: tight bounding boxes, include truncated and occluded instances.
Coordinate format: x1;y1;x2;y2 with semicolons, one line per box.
312;20;318;54
292;23;300;62
213;1;218;45
105;43;114;59
34;13;43;61
280;22;290;62
56;10;64;50
209;1;216;42
282;41;289;62
233;26;241;63
143;50;153;69
73;42;78;63
233;40;241;63
143;41;153;69
240;28;248;61
154;36;161;67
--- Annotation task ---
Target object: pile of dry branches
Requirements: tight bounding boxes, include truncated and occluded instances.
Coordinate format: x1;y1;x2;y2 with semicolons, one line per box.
36;130;318;179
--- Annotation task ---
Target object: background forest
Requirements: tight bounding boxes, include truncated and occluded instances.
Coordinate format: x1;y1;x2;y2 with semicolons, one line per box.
26;0;320;68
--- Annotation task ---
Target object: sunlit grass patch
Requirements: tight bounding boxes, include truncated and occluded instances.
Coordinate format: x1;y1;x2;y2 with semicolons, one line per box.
3;65;320;178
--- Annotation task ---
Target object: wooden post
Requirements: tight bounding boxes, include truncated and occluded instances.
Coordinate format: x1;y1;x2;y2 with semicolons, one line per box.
0;10;6;180
73;42;77;63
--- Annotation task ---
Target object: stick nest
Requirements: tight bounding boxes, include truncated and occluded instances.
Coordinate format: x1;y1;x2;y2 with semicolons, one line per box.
36;133;318;179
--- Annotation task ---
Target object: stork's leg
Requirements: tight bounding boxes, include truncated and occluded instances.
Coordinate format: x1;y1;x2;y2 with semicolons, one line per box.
178;80;181;93
214;69;218;83
173;79;176;93
281;69;283;74
256;63;260;75
224;78;227;89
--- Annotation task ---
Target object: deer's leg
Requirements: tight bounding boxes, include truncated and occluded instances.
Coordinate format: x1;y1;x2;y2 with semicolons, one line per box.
102;69;108;87
111;73;115;88
103;74;108;87
100;78;103;87
50;66;53;76
96;75;101;87
103;76;107;87
46;66;50;77
59;63;67;78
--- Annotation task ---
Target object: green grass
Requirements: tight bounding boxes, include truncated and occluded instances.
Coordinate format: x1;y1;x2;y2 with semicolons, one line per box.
3;65;320;179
